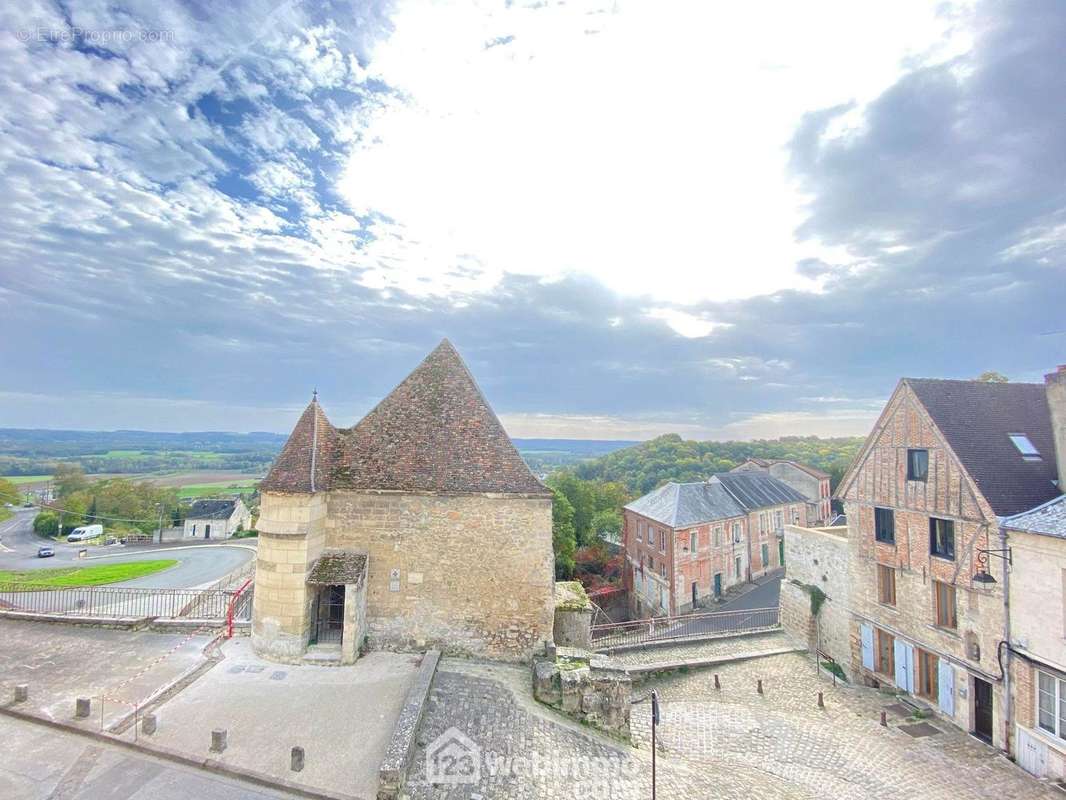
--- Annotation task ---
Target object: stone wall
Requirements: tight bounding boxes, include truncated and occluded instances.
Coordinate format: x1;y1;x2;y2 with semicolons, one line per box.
326;490;555;662
782;523;850;674
532;648;631;738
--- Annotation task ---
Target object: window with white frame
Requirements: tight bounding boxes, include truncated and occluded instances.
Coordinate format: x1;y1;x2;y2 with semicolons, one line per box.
713;526;722;547
1038;671;1066;739
636;521;643;543
659;561;666;578
689;530;697;553
774;510;783;531
732;522;742;543
659;530;667;552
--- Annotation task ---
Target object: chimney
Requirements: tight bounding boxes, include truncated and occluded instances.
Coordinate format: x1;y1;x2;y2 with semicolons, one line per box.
1047;365;1066;490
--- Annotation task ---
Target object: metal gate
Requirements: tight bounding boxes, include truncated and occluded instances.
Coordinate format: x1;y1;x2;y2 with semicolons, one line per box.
310;585;345;644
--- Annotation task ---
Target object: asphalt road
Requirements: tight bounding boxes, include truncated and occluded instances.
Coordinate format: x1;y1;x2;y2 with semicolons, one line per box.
0;508;255;589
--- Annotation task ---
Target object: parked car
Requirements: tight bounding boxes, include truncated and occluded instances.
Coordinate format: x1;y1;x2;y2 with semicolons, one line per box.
67;524;104;542
37;545;54;558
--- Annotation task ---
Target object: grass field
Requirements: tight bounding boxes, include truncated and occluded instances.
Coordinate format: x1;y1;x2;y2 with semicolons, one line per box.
177;478;260;498
0;559;178;587
7;475;53;485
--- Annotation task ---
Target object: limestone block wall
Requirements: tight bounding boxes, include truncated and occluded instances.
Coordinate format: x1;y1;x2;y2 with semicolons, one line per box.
341;575;368;664
326;491;555;662
251;492;327;662
782;524;850;674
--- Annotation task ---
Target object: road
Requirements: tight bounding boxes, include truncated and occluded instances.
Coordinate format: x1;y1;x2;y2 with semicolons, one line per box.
0;508;254;589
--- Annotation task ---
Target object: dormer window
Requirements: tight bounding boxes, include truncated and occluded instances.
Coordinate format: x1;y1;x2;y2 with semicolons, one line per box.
1008;433;1042;461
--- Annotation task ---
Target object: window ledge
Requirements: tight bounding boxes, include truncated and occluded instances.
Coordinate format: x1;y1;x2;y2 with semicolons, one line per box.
1026;725;1066;753
930;554;956;564
928;624;961;640
877;603;899;613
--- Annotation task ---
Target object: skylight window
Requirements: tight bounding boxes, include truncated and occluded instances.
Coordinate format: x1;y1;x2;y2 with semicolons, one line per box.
1008;434;1041;460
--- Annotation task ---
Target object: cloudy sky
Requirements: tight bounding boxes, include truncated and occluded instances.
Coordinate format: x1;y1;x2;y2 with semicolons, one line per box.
0;0;1063;440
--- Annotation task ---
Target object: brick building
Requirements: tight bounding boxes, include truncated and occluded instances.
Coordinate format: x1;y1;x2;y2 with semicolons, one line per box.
622;472;807;617
837;376;1060;750
251;340;555;665
732;458;832;525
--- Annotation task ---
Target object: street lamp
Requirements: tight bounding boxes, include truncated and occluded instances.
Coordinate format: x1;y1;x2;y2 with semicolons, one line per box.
973;547;1012;585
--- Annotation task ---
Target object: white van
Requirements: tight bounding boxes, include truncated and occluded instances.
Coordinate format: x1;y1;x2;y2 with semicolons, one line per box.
67;524;104;542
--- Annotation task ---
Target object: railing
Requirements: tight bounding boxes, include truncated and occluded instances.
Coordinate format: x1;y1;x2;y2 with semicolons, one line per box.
0;584;243;620
590;606;780;651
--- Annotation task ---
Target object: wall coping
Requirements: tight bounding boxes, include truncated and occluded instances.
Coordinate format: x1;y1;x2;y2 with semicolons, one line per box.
377;649;441;800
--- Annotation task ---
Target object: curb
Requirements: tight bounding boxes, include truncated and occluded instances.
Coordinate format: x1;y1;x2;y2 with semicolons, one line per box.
0;610;151;628
598;625;782;655
0;703;364;800
377;649;441;800
624;644;806;677
85;543;258;560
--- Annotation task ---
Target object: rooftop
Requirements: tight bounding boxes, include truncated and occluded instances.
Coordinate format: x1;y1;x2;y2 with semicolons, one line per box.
905;378;1059;517
625;472;807;528
185;499;239;520
1003;494;1066;539
260;340;547;496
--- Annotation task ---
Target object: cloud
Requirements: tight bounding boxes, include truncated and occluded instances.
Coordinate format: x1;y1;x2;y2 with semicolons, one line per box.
0;0;1063;443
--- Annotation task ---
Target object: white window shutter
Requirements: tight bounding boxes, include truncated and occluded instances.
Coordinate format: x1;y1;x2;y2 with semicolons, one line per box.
860;624;874;670
938;658;955;716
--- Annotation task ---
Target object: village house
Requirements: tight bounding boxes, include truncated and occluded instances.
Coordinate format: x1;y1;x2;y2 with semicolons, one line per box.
251;340;556;665
622;472;808;617
836;374;1061;751
1004;365;1066;777
732;457;833;525
183;498;251;539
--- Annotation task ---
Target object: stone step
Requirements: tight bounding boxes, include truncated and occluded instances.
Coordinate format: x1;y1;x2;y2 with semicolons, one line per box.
302;644;342;665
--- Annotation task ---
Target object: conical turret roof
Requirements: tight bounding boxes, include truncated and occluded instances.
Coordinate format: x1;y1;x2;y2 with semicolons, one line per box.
261;341;547;496
260;395;337;493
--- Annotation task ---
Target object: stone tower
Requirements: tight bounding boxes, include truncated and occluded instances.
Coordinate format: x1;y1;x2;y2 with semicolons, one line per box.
251;340;555;664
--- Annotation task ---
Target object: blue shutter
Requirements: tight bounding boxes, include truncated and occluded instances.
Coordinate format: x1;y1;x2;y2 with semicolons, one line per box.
894;639;908;691
938;658;955;716
860;624;874;670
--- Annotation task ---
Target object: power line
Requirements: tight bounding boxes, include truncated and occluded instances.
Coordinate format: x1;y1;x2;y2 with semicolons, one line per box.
0;488;173;525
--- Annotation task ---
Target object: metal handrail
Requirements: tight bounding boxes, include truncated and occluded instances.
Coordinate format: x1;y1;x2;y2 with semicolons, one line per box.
591;606;780;649
0;583;242;620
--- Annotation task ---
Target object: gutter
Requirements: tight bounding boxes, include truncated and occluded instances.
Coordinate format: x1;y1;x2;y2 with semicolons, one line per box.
1000;523;1013;756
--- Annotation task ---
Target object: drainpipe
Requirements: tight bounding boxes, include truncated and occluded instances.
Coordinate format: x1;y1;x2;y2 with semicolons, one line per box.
1000;523;1013;756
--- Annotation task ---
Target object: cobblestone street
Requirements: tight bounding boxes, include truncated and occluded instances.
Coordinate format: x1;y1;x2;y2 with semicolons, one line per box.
403;653;1057;800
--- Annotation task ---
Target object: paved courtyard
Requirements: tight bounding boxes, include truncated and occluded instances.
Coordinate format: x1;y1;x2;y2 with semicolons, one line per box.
147;637;420;798
402;652;1058;800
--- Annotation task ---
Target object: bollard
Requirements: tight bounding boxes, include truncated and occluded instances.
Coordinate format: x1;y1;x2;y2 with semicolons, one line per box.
714;674;721;691
210;728;227;753
880;711;887;727
142;713;157;735
14;684;28;703
75;697;91;718
817;691;824;709
291;746;305;772
757;679;763;695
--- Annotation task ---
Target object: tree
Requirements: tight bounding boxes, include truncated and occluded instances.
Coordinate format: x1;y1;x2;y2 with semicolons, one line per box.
546;472;596;546
54;463;88;498
551;489;577;579
33;511;59;537
591;508;622;539
976;371;1008;382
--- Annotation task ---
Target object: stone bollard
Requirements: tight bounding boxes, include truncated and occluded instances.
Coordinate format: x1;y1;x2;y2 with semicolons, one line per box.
714;674;721;691
291;746;305;772
75;697;91;718
880;711;887;727
14;684;28;703
210;728;227;753
142;713;157;735
756;679;764;695
817;691;824;709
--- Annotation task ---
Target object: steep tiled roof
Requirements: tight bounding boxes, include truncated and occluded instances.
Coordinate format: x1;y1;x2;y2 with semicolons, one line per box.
260;398;337;493
262;340;547;496
906;379;1059;517
713;472;808;510
625;472;805;528
186;499;238;520
1003;494;1066;539
625;482;745;528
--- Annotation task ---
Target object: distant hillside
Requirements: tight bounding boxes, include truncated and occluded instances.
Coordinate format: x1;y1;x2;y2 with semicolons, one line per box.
0;428;638;478
573;433;864;495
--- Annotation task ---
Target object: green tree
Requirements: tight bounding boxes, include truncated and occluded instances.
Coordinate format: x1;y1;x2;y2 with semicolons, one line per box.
33;511;59;537
551;489;577;579
546;472;596;546
976;371;1008;382
54;463;88;498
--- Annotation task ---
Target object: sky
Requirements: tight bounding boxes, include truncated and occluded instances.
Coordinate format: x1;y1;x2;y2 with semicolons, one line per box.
0;0;1064;440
